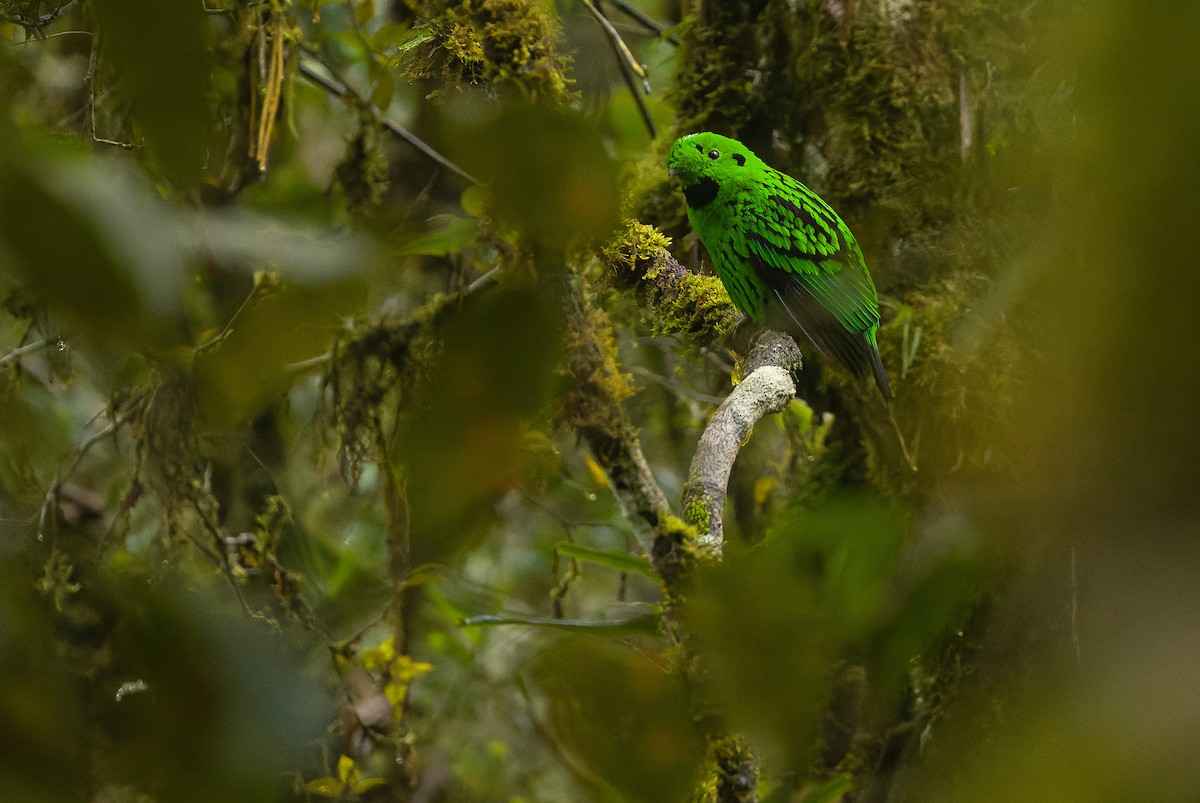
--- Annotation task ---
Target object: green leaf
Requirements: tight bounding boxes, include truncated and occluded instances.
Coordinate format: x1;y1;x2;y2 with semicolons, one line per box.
369;57;396;110
359;0;378;24
554;541;657;580
192;209;378;282
0;379;72;503
352;776;388;794
398;563;447;591
460;184;487;218
399;286;562;565
0;154;189;352
373;22;413;52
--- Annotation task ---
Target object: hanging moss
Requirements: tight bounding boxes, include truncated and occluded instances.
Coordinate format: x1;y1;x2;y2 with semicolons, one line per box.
402;0;575;101
325;303;443;478
334;111;391;218
138;369;206;520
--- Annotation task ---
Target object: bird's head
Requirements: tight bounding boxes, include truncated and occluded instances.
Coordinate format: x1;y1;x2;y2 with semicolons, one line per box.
668;132;759;207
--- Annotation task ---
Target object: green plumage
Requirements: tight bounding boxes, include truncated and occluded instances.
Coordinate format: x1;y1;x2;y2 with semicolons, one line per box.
668;132;892;401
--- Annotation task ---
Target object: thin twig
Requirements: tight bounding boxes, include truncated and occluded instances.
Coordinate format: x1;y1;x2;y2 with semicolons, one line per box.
297;54;477;185
463;266;501;296
5;29;90;45
582;0;656;139
190;493;254;617
38;397;142;543
85;29;137;149
286;352;333;374
629;364;724;405
0;339;48;367
195;279;264;354
607;0;680;45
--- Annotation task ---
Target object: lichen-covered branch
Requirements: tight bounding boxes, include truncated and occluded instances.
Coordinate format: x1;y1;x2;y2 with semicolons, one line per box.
682;332;803;556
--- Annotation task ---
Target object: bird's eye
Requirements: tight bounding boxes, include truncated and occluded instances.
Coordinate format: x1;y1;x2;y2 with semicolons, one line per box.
707;149;720;160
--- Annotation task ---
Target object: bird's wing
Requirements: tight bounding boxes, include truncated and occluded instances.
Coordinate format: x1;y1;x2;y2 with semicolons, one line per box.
737;174;880;377
739;174;880;335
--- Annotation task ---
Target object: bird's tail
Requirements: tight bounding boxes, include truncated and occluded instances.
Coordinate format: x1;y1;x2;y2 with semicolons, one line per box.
868;337;892;402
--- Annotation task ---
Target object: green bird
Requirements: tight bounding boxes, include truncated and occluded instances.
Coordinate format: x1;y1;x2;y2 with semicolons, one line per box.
668;132;891;401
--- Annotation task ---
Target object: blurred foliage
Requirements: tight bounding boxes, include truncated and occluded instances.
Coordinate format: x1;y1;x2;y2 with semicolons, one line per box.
526;636;705;801
445;102;623;253
1;0;1198;802
91;0;214;185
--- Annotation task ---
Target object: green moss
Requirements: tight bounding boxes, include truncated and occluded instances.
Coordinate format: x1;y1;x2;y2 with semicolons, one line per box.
825;273;1021;498
602;218;671;266
403;0;574;101
681;484;712;534
670;2;771;137
558;291;634;433
601;220;740;344
695;734;758;803
651;511;707;593
660;512;698;545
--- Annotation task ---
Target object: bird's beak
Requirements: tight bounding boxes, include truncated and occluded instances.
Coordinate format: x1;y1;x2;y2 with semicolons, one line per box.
667;165;680;177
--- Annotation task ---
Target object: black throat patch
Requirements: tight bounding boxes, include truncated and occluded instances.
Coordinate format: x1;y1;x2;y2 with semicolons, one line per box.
683;176;719;209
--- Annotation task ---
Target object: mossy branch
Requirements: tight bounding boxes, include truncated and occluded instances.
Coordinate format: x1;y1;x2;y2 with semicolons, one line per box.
602;220;740;344
558;269;672;535
599;226;808;801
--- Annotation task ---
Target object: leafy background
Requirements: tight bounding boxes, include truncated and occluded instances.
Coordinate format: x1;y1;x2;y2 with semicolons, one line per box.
1;1;1199;801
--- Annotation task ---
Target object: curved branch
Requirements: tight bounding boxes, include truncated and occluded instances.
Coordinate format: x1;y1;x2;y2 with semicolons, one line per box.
682;332;803;557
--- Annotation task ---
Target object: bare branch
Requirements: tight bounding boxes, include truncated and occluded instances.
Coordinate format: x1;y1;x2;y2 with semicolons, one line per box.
297;55;478;186
0;338;48;366
582;0;657;138
606;0;680;45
